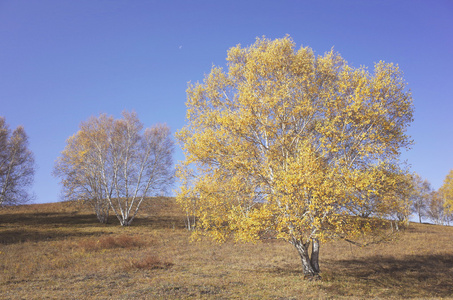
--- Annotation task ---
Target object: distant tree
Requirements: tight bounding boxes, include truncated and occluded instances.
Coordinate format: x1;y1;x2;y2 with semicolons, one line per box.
427;191;446;225
439;170;453;225
176;36;414;279
440;170;453;212
177;165;198;231
0;117;35;206
385;171;413;228
54;111;174;226
410;173;431;223
346;165;412;229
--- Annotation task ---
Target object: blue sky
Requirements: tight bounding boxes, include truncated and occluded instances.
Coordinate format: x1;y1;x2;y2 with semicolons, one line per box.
1;0;452;204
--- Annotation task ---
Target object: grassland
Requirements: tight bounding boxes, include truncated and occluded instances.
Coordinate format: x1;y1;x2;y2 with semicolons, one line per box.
1;197;452;299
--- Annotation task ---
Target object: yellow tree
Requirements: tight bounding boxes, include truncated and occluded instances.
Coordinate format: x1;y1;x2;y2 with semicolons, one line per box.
176;36;413;278
439;170;453;223
54;111;174;225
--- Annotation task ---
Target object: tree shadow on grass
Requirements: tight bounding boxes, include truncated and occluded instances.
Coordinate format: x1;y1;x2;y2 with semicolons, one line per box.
0;210;186;245
0;212;100;226
0;211;184;227
0;228;106;245
324;254;453;298
132;215;186;229
0;212;115;245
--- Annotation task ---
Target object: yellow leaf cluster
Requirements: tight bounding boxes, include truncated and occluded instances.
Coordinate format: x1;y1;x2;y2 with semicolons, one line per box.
440;170;453;213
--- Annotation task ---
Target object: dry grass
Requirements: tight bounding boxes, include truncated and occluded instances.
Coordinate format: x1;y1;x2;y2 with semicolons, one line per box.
77;234;146;251
1;197;453;299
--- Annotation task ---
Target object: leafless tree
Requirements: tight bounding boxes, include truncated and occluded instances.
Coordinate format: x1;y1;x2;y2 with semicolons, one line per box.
54;111;174;225
410;173;431;223
0;117;35;206
427;191;446;225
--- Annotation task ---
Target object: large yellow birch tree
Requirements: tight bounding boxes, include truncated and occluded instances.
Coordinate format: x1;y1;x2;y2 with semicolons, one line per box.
176;36;413;278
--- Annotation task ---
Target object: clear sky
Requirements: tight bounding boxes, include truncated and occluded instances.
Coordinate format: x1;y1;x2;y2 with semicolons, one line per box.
1;0;452;204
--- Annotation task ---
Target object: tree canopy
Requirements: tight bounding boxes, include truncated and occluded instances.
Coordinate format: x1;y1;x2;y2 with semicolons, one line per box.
54;111;174;226
0;117;35;206
410;173;431;223
439;170;453;224
176;36;413;278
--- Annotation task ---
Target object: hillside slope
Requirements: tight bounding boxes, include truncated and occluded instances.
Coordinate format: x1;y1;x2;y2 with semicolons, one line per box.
1;199;452;299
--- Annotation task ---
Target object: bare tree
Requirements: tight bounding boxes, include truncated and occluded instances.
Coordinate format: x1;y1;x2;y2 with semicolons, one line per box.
0;117;35;206
54;111;174;225
427;190;446;225
410;173;431;223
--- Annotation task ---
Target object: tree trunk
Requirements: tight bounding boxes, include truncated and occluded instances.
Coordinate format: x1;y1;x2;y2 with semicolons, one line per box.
292;239;321;280
120;218;132;226
94;199;110;223
311;238;320;273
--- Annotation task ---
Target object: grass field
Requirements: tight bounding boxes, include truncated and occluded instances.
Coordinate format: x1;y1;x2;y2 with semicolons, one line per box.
1;197;453;299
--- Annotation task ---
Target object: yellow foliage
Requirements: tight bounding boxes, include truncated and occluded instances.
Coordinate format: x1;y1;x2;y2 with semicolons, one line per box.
440;170;453;214
176;36;413;247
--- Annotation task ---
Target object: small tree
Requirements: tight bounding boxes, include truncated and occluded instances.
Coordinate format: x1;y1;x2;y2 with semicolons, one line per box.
347;165;411;223
427;191;446;225
176;36;414;279
380;170;413;229
440;170;453;224
0;117;35;206
54;111;174;225
410;173;431;223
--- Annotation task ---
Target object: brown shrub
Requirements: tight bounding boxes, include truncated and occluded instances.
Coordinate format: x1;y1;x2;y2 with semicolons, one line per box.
78;234;144;251
77;238;98;251
110;234;142;248
97;236;116;249
131;255;173;270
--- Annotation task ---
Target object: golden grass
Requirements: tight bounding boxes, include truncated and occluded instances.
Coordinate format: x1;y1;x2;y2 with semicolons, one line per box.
1;197;452;299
